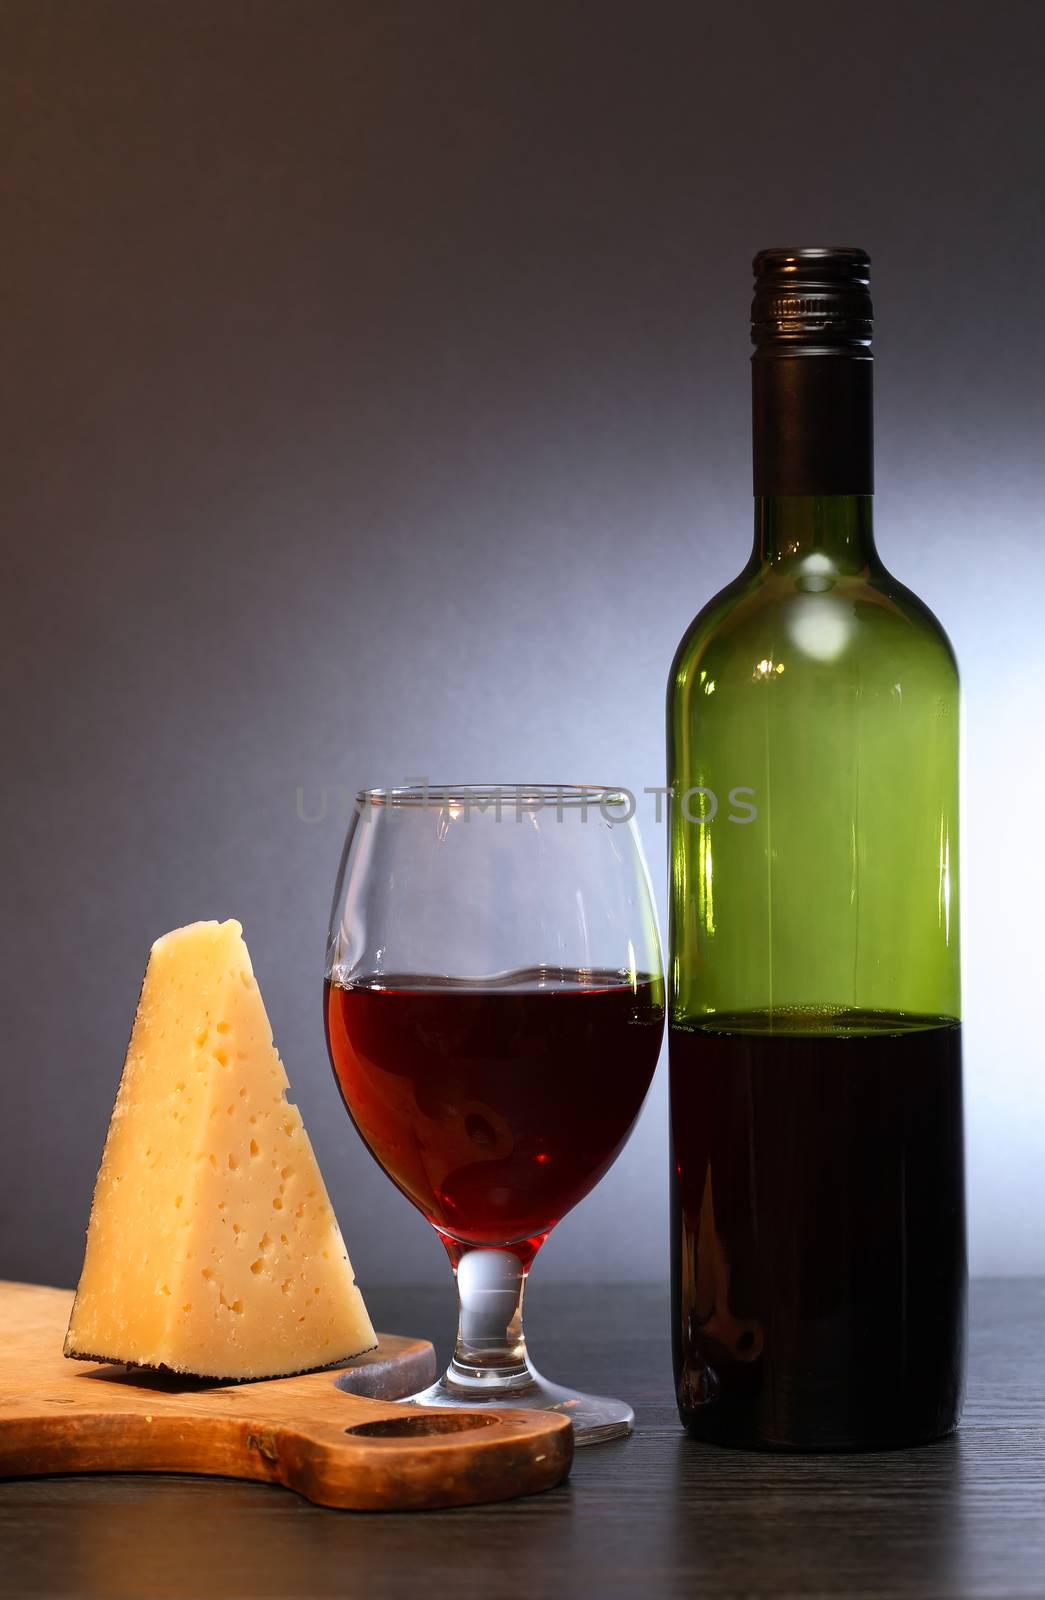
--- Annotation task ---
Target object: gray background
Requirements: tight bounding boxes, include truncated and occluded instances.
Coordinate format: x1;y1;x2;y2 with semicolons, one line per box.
3;0;1043;1292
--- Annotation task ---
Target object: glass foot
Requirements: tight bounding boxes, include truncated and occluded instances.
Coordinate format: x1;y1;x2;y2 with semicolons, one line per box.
404;1368;634;1447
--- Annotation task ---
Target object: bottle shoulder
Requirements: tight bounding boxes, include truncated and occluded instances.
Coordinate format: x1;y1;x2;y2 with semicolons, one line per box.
669;556;959;700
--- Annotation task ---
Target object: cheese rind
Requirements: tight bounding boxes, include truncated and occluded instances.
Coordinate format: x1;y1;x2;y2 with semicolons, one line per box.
65;920;377;1379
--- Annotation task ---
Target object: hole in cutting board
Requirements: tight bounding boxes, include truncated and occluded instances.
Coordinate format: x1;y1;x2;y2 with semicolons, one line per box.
346;1413;497;1438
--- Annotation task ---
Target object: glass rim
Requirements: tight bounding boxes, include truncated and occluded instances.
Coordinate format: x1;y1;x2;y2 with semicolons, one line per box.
357;782;632;809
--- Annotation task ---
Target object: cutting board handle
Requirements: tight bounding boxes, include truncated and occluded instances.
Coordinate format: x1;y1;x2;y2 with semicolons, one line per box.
1;1398;571;1511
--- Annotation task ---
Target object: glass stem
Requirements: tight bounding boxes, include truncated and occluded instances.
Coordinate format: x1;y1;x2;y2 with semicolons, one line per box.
447;1247;535;1392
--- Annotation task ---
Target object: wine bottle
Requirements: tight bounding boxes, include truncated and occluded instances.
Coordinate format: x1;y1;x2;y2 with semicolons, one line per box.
667;248;965;1450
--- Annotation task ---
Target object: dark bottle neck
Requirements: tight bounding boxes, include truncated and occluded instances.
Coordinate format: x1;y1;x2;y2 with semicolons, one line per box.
752;351;873;497
755;495;877;572
751;342;875;573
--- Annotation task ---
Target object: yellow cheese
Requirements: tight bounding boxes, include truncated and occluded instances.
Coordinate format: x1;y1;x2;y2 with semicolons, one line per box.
65;919;376;1379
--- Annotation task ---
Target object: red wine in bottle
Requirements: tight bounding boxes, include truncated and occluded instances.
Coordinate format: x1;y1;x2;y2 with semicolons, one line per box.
666;249;966;1450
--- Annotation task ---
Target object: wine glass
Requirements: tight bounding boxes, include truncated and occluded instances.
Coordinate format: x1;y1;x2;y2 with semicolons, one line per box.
324;783;664;1444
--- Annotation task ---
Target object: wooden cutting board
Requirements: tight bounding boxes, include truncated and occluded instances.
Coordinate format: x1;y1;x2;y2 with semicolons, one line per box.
0;1282;573;1511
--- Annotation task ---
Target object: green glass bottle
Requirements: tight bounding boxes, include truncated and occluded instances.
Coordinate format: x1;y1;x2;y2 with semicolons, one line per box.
667;248;965;1450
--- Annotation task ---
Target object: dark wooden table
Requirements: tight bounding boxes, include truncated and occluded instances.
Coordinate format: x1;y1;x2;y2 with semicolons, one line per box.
1;1280;1043;1599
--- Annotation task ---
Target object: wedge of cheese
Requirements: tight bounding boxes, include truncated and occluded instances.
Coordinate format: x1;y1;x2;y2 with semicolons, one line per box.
65;919;376;1379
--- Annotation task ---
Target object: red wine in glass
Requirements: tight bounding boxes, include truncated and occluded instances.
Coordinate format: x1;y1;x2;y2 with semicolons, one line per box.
325;967;662;1267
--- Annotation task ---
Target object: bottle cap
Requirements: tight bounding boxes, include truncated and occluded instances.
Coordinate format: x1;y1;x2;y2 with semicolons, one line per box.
752;247;872;352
